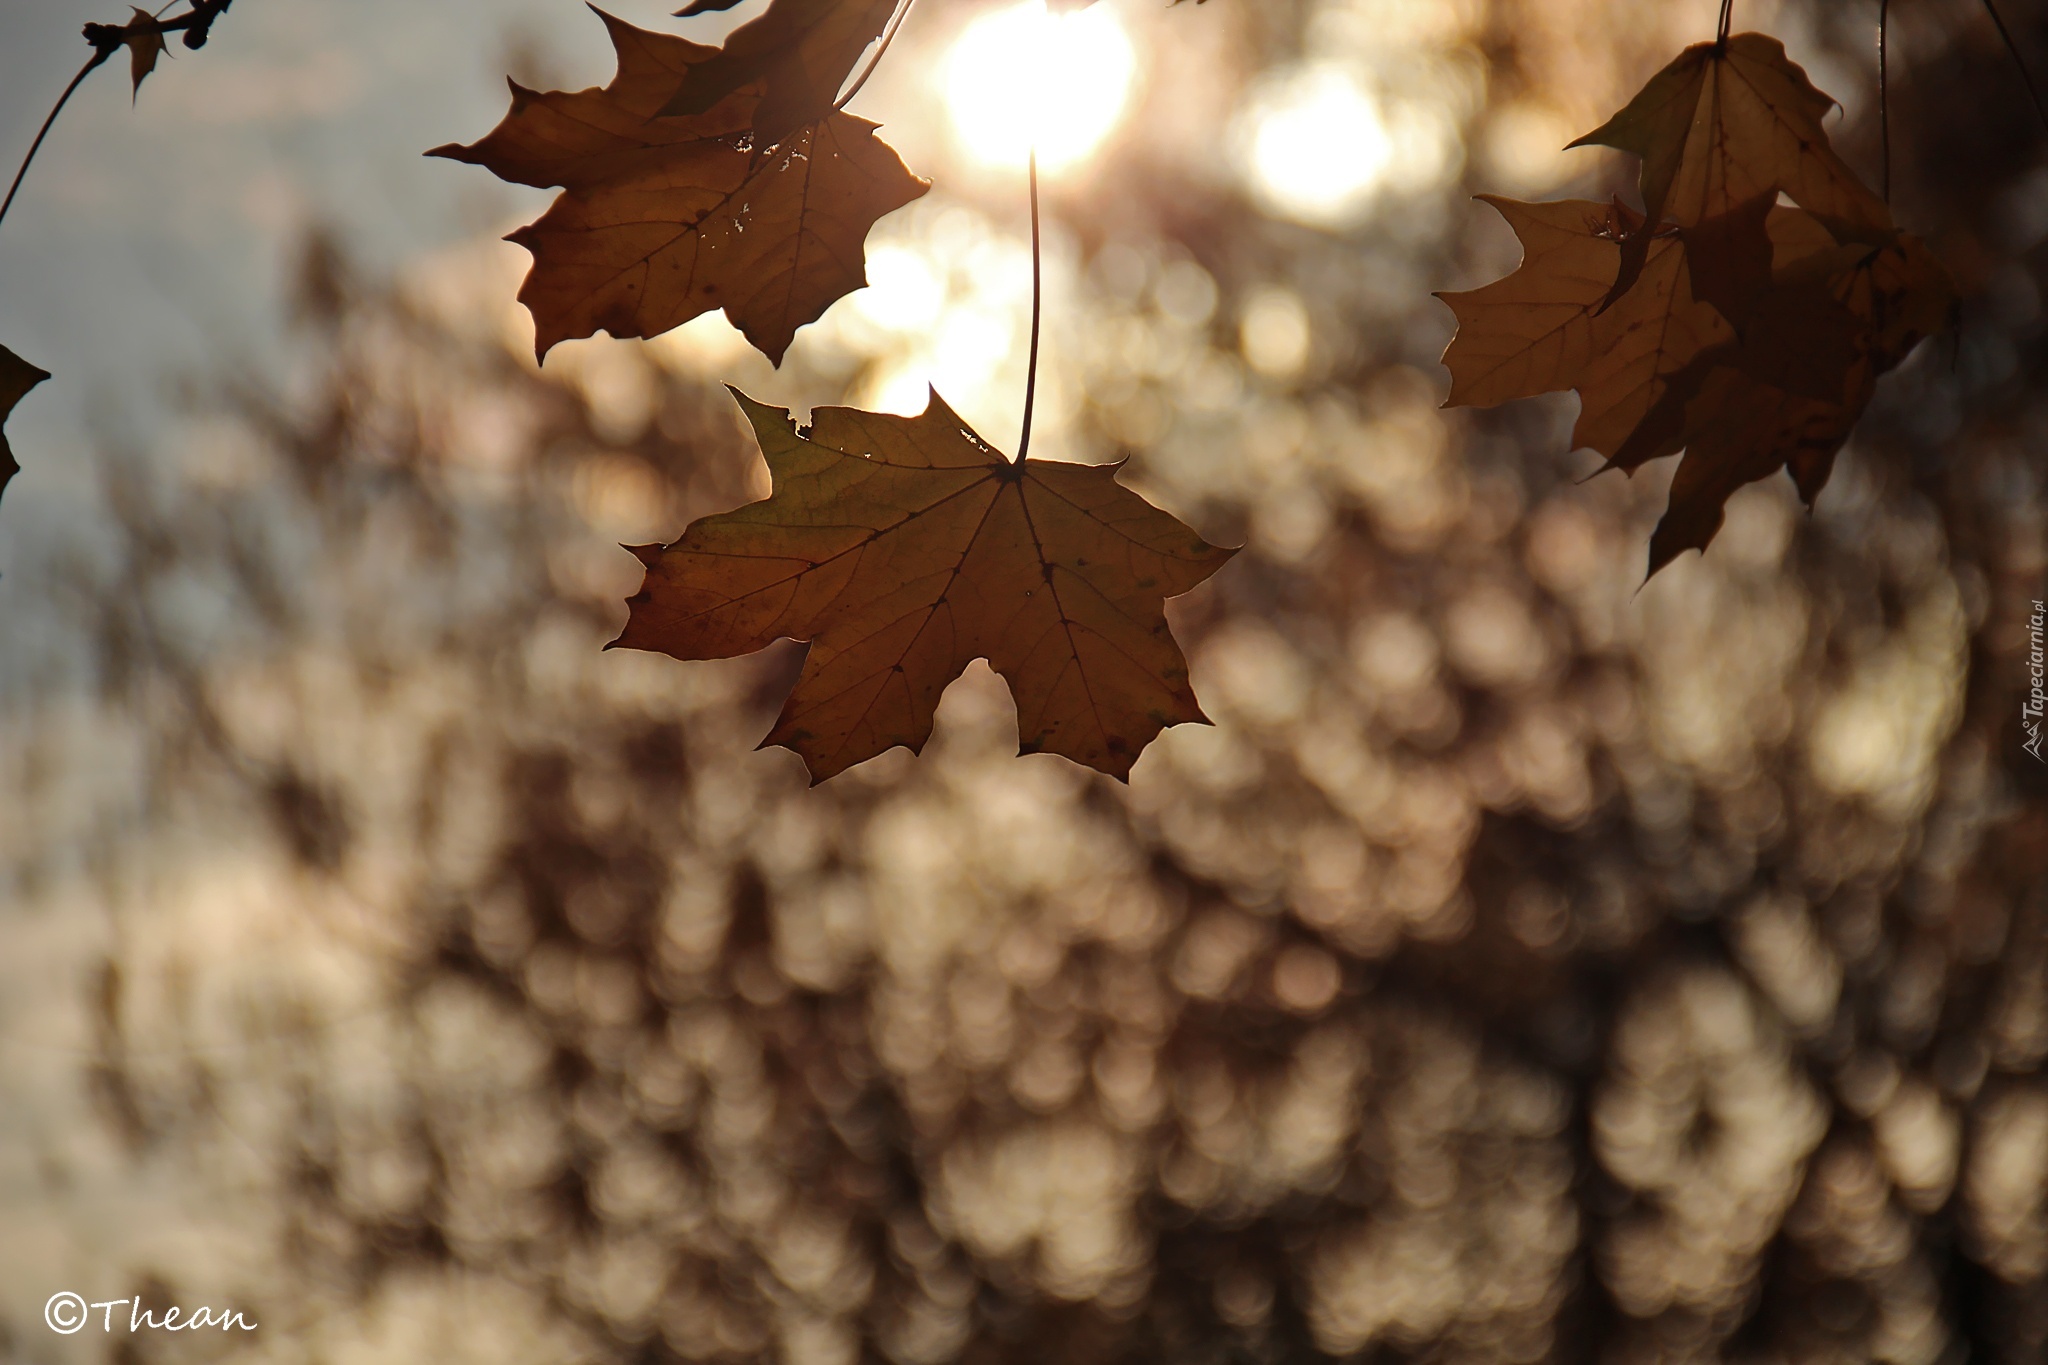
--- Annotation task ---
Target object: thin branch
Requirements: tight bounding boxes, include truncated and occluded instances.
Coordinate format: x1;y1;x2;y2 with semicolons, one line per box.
1979;0;2048;133
834;0;917;112
82;0;231;49
1;1;233;239
1016;149;1042;466
1879;0;1891;201
0;49;113;235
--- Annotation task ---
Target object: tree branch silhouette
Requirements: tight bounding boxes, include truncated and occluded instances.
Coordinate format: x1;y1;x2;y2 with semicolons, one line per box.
0;1;232;236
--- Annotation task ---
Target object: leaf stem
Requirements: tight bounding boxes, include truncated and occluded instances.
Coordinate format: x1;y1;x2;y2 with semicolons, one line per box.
0;49;113;237
1979;0;2048;133
834;0;917;112
1879;0;1891;201
1016;148;1042;466
0;2;232;239
1716;0;1733;45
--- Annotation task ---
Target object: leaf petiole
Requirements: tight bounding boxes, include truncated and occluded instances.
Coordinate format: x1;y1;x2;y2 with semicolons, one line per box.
0;51;111;237
1016;148;1042;466
0;1;233;239
834;0;917;113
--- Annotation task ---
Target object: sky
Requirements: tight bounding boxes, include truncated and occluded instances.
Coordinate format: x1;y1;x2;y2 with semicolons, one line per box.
0;0;761;673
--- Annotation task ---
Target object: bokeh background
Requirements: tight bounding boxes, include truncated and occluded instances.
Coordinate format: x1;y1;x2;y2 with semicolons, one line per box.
2;0;2046;1361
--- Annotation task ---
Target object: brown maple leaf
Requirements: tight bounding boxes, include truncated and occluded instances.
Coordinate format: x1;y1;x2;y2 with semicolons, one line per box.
660;0;898;145
0;345;50;508
1569;32;1892;305
123;7;167;98
1675;190;1777;331
429;9;927;365
611;389;1236;783
1437;196;1735;461
1604;211;1953;575
1443;191;1951;578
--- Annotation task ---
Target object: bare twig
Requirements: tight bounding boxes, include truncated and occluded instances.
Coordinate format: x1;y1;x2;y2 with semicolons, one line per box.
0;1;233;238
1979;0;2048;133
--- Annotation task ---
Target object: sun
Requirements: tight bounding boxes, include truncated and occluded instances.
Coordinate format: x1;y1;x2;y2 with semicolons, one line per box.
943;1;1138;172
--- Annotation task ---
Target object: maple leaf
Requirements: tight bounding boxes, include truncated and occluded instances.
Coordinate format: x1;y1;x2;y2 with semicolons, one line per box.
1442;192;1951;578
1569;32;1893;304
611;389;1236;783
660;0;898;145
124;7;168;98
1437;196;1735;461
0;345;51;510
1675;190;1776;331
429;9;927;365
1603;211;1954;575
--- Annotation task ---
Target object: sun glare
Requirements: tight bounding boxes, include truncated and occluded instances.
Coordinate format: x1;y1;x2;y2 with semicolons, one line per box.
944;1;1137;172
1237;63;1459;228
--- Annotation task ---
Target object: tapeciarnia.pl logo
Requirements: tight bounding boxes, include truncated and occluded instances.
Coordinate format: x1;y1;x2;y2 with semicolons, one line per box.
2025;600;2046;762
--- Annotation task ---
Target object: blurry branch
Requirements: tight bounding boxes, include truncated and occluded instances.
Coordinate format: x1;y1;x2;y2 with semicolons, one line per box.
1976;0;2048;133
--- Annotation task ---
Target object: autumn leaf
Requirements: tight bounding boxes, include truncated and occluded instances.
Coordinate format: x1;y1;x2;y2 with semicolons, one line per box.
1437;195;1735;461
1675;191;1776;331
1443;192;1951;577
660;0;898;145
1570;32;1892;304
611;389;1236;782
429;9;927;365
123;7;167;98
1604;212;1954;575
0;345;51;509
1442;23;1952;578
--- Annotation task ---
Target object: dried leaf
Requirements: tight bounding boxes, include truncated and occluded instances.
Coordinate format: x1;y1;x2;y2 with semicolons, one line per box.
0;344;51;509
1437;196;1734;460
613;389;1236;782
661;0;898;144
1442;194;1951;578
1569;33;1892;303
1676;191;1776;331
1610;212;1954;575
124;7;167;98
1638;366;1862;574
429;9;927;365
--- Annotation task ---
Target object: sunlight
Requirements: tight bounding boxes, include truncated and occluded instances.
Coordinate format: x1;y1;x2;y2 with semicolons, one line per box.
853;246;945;333
1237;63;1459;228
1239;65;1392;227
943;1;1137;172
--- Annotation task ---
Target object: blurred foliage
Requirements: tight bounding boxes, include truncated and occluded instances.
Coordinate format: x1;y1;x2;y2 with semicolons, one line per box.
4;0;2048;1363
